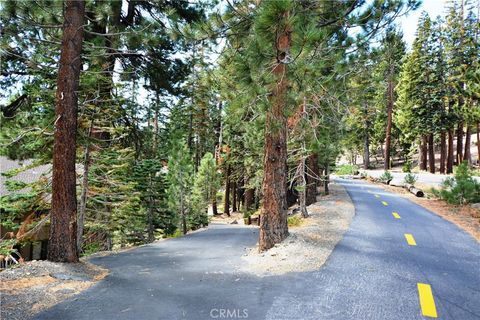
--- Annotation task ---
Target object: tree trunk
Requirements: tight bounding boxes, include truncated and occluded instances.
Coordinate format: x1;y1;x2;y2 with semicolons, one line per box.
244;185;254;212
439;131;446;174
237;176;244;211
477;122;480;166
447;129;454;174
324;164;330;195
305;153;318;206
363;103;370;170
214;102;223;163
363;128;370;170
153;94;159;155
299;153;308;218
48;0;86;263
180;189;187;235
77;121;93;253
232;181;237;212
420;135;428;171
224;165;231;216
456;121;464;164
148;194;154;242
259;17;290;251
428;133;435;174
212;198;218;215
384;73;394;170
464;125;471;165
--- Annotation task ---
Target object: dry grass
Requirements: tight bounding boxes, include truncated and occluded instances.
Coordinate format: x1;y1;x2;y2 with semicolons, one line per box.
0;275;56;292
0;260;108;320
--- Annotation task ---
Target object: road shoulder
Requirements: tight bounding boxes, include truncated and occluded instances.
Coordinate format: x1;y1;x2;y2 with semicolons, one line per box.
240;181;355;276
375;181;480;242
0;260;108;320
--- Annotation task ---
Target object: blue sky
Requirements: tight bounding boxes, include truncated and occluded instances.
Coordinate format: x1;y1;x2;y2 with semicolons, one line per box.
399;0;449;46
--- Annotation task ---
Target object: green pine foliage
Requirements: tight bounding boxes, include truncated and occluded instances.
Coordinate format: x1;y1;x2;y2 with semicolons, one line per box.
435;162;480;204
7;0;479;259
166;139;196;233
192;152;220;216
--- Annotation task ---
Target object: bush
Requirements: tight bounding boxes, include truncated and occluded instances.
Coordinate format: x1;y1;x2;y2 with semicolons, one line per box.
404;173;418;185
435;162;480;205
0;239;17;256
402;161;412;173
335;164;359;175
379;170;393;183
81;242;101;256
287;215;302;227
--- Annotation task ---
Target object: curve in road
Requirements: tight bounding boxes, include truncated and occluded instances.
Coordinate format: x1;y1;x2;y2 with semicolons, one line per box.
35;179;480;320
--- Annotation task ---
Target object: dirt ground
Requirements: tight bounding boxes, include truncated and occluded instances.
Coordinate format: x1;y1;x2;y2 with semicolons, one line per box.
210;211;246;225
0;259;108;320
378;183;480;242
241;182;355;276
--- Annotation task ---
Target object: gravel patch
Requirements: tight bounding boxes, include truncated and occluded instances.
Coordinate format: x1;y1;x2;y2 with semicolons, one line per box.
241;181;355;276
0;260;108;320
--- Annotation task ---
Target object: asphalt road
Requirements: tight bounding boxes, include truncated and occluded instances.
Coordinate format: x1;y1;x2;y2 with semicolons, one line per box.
35;179;480;320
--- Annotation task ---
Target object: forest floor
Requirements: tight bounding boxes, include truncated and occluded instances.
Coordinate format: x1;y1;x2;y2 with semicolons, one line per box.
240;182;355;276
0;259;108;320
372;181;480;242
210;210;246;225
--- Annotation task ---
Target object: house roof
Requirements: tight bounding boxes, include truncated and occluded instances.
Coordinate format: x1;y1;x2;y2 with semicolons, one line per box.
0;156;51;196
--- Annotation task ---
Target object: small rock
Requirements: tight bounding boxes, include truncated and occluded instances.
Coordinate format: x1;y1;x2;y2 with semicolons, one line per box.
50;273;89;281
471;203;480;210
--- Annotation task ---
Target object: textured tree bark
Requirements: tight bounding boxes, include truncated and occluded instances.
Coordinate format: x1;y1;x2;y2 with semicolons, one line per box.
384;71;394;170
447;130;454;174
48;0;86;262
305;153;319;206
439;131;446;174
456;121;464;164
244;186;254;212
259;17;290;251
224;165;231;216
464;125;471;165
428;133;435;174
420;135;428;171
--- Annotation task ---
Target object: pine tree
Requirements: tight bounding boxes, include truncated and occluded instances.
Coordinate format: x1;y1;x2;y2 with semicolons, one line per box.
48;0;86;263
166;139;194;235
192;152;221;217
375;28;406;170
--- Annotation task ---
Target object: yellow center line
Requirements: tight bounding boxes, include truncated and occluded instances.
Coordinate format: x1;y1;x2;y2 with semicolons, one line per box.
404;233;417;246
392;212;401;219
417;283;438;318
382;201;388;206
